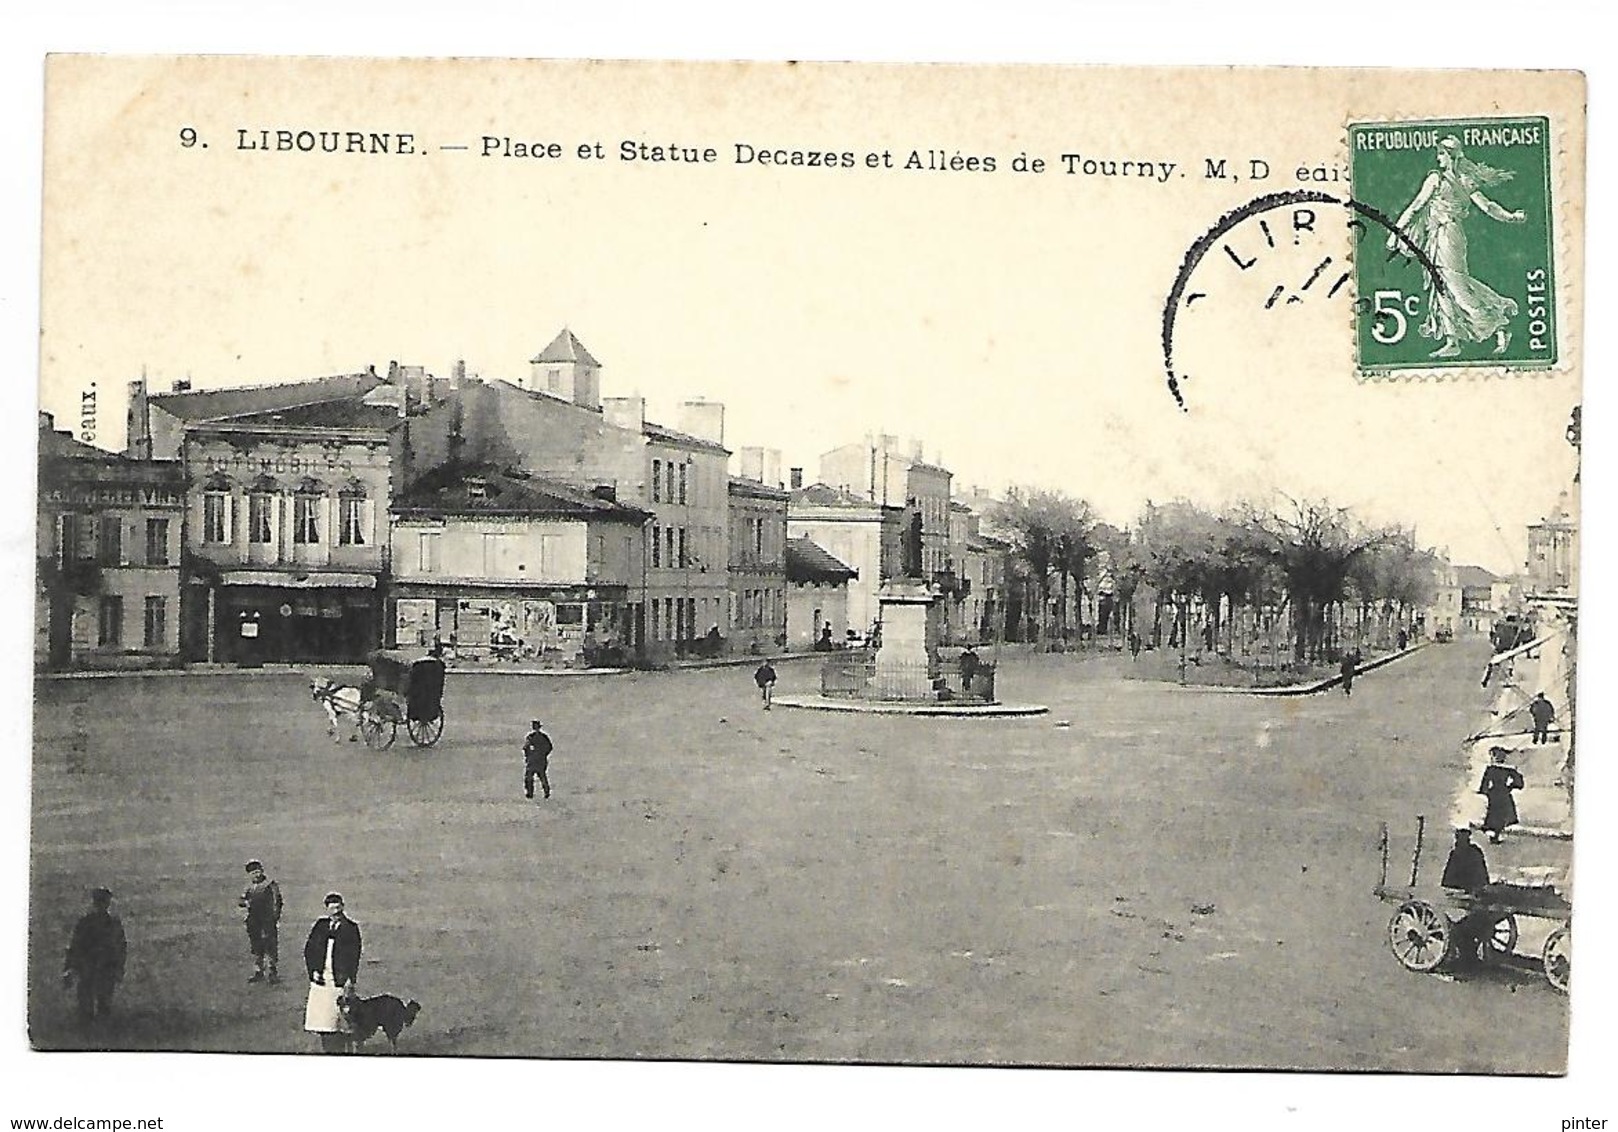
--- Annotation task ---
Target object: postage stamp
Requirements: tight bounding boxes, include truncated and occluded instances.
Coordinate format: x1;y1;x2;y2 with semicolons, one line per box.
1349;116;1556;372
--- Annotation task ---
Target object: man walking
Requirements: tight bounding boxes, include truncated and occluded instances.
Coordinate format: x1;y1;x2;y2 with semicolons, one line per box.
239;860;283;984
1339;648;1360;697
1528;691;1556;744
754;659;777;710
524;719;553;800
63;887;126;1027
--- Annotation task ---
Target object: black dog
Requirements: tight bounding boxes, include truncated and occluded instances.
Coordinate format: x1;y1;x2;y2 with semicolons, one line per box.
343;993;422;1053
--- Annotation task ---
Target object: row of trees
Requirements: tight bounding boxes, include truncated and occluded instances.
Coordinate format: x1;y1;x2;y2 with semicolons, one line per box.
990;489;1441;666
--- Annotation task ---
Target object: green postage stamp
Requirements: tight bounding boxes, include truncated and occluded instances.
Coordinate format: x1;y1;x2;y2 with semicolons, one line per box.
1350;116;1555;372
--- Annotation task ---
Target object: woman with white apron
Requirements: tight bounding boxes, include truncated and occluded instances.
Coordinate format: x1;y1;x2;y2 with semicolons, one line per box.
303;893;362;1053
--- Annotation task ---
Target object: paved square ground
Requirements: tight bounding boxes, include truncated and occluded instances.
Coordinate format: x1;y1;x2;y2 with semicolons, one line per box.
29;643;1568;1070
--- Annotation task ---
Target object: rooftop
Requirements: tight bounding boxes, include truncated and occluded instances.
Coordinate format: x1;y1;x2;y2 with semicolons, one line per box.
146;371;385;421
394;463;649;523
786;537;858;584
530;328;601;369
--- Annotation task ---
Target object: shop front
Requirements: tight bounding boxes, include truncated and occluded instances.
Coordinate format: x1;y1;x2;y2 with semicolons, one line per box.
211;571;380;664
390;583;634;665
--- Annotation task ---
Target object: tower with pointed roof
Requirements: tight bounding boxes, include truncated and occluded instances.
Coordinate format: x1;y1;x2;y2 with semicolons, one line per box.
528;328;602;410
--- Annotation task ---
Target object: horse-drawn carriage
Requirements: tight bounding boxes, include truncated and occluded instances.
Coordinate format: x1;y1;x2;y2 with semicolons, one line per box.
356;649;446;750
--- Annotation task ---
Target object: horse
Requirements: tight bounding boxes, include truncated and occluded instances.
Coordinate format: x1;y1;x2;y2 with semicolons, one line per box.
309;676;366;743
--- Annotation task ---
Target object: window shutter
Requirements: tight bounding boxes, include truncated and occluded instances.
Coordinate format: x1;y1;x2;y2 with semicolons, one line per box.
267;493;282;556
362;499;376;547
118;517;130;566
225;493;237;549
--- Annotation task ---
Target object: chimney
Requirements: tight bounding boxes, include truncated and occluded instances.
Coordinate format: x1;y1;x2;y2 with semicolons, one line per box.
677;399;725;446
451;359;466;389
789;467;804;490
602;396;646;433
591;484;617;502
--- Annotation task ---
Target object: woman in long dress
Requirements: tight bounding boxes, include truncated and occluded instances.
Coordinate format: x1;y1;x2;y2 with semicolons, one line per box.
1477;746;1525;844
303;893;362;1053
1387;136;1527;358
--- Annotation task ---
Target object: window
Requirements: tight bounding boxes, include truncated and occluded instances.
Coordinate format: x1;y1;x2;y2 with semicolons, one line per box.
293;496;321;544
97;515;122;566
652;459;662;503
98;595;122;646
678;527;688;568
754;516;764;558
650;599;661;640
143;596;166;648
666;462;676;504
418;532;440;573
650;524;661;568
145;518;170;565
248;494;274;544
338;497;366;546
57;513;80;565
203;492;229;544
678;463;688;505
665;527;676;568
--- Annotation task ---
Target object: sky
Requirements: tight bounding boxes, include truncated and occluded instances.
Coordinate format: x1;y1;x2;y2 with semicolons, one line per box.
35;59;1582;576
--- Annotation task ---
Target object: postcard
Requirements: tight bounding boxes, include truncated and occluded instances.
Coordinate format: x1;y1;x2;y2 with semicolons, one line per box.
31;57;1584;1077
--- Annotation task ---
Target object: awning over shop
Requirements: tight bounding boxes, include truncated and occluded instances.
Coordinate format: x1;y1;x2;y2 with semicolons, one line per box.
218;571;377;589
1484;631;1560;670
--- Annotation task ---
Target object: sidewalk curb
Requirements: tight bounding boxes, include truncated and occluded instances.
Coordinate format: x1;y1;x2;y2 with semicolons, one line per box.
35;651;827;681
1172;643;1430;696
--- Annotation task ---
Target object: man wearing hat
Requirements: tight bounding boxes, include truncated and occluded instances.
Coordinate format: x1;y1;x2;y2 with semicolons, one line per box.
523;719;553;800
239;860;283;984
303;893;362;1053
63;887;127;1026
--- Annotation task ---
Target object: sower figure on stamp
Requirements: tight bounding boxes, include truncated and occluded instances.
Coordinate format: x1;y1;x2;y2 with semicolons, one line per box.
304;893;361;1054
63;887;126;1028
524;719;553;800
240;859;283;984
1528;691;1556;744
1388;135;1526;359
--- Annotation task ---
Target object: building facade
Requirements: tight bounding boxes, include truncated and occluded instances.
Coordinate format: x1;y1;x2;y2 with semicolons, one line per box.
1526;491;1578;595
787;483;905;641
785;537;857;649
727;475;789;654
37;414;185;670
389;465;648;664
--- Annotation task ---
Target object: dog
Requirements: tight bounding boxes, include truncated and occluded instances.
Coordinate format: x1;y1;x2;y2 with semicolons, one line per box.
342;993;422;1053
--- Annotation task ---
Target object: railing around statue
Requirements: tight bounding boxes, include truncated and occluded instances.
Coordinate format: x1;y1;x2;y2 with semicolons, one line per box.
819;655;997;703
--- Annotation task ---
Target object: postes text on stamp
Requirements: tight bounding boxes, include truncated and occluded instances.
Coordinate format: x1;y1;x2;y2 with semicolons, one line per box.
1350;116;1555;372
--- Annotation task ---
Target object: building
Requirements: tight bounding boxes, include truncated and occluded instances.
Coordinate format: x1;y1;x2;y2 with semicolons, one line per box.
819;435;954;584
727;475;789;654
962;530;1013;643
787;483;905;641
785;537;857;649
388;464;649;664
1525;491;1578;595
1425;558;1463;640
37;413;185;670
409;330;732;660
1455;564;1501;634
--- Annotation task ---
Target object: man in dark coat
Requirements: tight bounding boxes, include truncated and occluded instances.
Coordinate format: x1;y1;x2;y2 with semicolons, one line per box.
63;887;126;1026
754;660;777;710
1440;829;1490;893
1339;649;1360;696
239;859;283;984
1528;692;1556;744
1478;746;1525;844
523;719;553;800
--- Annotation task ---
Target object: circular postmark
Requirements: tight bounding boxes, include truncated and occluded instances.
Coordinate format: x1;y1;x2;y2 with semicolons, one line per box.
1161;189;1444;409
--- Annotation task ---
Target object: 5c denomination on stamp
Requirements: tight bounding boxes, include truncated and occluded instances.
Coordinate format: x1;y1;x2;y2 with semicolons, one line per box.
1350;116;1555;372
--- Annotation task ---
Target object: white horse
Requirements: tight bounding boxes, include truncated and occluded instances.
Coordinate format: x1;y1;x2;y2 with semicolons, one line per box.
309;676;365;743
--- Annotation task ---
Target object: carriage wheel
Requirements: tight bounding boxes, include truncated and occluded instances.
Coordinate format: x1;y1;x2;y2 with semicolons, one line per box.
1542;926;1570;992
1388;901;1451;972
359;705;397;750
1475;913;1518;965
407;711;444;748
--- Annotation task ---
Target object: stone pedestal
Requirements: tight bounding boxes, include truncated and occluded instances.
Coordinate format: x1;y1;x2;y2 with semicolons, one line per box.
873;580;936;700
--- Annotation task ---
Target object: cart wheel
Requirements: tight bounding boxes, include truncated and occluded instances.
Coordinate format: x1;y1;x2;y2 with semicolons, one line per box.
1542;926;1570;992
1476;913;1518;965
407;711;444;748
1388;901;1451;972
359;705;397;750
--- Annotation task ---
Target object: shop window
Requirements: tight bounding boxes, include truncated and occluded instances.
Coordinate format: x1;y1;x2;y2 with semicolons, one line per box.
98;595;122;646
145;518;170;565
556;604;584;625
143;596;166;648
